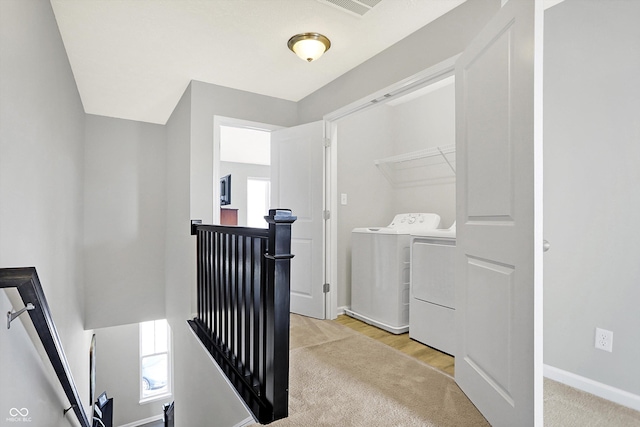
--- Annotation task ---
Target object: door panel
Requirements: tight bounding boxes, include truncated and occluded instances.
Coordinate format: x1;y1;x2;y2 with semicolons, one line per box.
465;257;514;401
277;139;314;219
290;239;313;296
455;0;543;425
271;121;325;319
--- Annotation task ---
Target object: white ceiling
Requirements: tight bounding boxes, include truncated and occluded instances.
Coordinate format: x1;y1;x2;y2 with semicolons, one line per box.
50;0;468;124
50;0;564;125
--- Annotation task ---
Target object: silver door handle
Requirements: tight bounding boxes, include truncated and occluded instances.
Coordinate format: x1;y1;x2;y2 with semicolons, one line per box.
543;240;550;252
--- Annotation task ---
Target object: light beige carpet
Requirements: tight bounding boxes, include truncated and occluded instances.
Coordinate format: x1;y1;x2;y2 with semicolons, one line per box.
251;315;640;426
256;314;489;426
544;378;640;427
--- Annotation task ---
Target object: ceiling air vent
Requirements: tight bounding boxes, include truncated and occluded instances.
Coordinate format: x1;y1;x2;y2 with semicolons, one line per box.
317;0;384;17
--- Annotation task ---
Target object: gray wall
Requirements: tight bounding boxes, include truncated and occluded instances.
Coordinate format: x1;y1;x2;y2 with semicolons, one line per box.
83;113;169;425
388;82;456;227
297;0;500;124
189;80;299;225
164;82;213;427
84;115;167;329
220;161;271;226
544;0;640;396
336;106;394;308
0;0;92;424
94;323;164;426
165;81;299;427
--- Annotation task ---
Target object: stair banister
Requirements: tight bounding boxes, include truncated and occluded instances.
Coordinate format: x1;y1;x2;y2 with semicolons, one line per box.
1;267;91;427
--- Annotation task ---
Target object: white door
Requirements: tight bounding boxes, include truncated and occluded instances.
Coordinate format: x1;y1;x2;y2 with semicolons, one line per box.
271;121;325;319
455;0;543;426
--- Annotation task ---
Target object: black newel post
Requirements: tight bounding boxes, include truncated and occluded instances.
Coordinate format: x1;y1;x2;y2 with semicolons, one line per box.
263;209;296;421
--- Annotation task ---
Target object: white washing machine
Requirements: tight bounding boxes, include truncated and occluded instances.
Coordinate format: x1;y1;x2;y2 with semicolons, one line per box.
347;213;441;334
409;223;456;355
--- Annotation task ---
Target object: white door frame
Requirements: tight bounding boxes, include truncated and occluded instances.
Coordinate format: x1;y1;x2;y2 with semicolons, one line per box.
212;115;283;224
322;55;459;320
214;116;329;318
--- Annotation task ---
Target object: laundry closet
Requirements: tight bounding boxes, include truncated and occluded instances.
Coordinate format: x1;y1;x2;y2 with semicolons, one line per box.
337;76;457;355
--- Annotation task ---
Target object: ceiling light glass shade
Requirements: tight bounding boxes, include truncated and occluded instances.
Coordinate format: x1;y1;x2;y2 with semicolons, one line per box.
287;33;331;62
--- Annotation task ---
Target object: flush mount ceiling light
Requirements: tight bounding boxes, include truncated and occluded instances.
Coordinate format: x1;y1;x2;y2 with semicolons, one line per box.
287;33;331;62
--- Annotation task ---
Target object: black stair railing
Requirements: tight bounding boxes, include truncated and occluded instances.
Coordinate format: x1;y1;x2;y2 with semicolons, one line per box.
0;267;91;427
189;209;296;424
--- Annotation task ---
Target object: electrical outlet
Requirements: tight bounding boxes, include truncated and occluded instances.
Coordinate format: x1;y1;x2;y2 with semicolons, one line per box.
594;328;613;352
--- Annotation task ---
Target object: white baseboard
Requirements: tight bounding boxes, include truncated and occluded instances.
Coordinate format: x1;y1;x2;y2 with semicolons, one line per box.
234;415;257;427
118;414;163;427
544;364;640;412
336;306;348;316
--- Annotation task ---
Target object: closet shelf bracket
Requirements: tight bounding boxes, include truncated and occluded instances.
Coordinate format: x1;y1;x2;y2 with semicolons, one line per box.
374;144;456;187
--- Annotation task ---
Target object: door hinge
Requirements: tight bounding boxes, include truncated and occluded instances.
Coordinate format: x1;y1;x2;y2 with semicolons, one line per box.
324;138;331;148
323;283;330;293
323;210;331;220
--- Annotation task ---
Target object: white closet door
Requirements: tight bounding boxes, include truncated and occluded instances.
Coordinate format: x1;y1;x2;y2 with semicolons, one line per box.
455;0;544;425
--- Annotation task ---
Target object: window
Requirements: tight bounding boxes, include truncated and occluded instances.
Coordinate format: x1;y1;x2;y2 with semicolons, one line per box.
247;178;271;228
220;126;270;165
140;319;171;401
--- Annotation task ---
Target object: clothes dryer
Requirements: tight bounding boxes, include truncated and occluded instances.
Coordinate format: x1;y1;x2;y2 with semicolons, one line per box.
347;213;441;334
409;223;456;355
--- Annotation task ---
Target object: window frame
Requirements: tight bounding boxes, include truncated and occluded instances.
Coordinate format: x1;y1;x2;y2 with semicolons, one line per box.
139;319;172;404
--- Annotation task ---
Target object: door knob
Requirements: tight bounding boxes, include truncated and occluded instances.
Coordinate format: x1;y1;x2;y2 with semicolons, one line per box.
543;240;550;252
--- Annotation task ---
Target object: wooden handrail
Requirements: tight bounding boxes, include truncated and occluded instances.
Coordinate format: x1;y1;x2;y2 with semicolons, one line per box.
0;267;91;427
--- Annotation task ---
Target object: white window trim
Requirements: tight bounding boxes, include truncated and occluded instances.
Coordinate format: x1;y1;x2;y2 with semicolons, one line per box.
139;320;173;404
